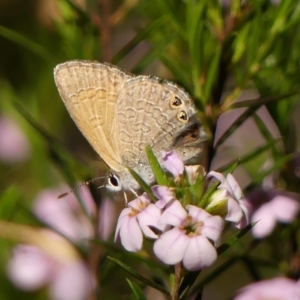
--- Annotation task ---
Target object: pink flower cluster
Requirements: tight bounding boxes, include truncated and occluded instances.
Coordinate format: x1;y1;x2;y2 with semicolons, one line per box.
115;151;248;271
7;186;117;300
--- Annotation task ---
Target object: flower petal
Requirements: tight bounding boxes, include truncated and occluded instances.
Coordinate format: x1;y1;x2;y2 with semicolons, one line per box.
152;186;176;209
207;171;226;185
7;245;54;291
207;171;241;199
34;189;93;242
226;173;243;200
137;203;164;238
201;216;225;245
0;116;31;163
207;170;224;179
161;150;184;177
114;207;131;242
154;227;189;265
98;197;117;240
251;203;276;238
185;165;205;185
271;195;299;223
159;200;187;227
234;277;300;300
119;216;143;252
50;262;93;300
182;236;217;271
186;205;224;245
226;196;243;223
187;205;211;221
235;198;250;229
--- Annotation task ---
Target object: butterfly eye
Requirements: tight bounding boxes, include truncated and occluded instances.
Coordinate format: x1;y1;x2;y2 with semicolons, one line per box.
170;96;183;108
177;110;188;122
108;173;120;187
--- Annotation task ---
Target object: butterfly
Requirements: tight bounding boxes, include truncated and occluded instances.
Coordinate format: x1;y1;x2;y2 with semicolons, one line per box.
54;60;206;192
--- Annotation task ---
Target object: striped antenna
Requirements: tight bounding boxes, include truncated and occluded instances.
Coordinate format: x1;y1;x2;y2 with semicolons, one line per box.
57;177;105;199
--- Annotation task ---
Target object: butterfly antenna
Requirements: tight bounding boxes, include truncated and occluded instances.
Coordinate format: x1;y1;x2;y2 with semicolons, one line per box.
57;176;105;199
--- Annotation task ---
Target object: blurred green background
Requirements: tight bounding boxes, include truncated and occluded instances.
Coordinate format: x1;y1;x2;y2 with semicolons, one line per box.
1;0;300;299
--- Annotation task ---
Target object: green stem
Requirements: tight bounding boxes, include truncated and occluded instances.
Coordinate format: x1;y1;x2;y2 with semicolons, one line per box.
170;263;183;300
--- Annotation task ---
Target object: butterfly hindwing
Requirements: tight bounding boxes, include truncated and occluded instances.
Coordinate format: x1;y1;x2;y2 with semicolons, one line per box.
115;76;198;169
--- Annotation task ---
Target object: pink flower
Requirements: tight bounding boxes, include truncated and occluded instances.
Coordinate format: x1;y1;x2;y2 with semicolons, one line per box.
7;245;55;291
7;233;94;300
153;200;224;271
0;116;31;164
33;186;96;243
207;171;248;227
185;165;206;185
152;185;176;209
49;261;93;300
234;277;300;300
161;150;184;178
6;186;99;299
98;197;117;240
244;189;300;238
115;193;166;251
161;150;205;185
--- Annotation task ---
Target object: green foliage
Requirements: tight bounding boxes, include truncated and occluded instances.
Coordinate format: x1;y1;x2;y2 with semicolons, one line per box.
1;0;300;299
146;146;171;187
126;279;147;300
108;256;169;296
127;167;156;201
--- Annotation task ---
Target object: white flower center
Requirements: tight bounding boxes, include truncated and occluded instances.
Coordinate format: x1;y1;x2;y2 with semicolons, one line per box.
128;199;150;217
181;215;204;237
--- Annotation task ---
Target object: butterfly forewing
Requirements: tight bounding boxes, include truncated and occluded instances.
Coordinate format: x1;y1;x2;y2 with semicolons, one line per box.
54;61;130;172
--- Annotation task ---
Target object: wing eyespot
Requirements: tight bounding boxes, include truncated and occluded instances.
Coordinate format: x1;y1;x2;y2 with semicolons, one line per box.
170;96;183;108
177;110;188;123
